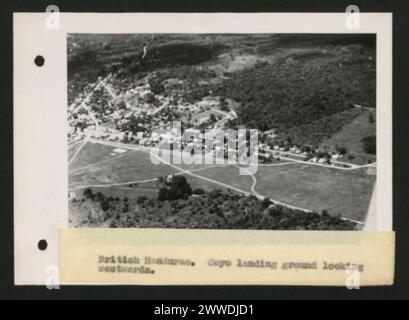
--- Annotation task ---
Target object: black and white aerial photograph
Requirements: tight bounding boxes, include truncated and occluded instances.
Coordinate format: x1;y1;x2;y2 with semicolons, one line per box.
67;33;376;230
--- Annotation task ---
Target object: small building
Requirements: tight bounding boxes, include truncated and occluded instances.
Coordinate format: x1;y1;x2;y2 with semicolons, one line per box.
331;154;340;160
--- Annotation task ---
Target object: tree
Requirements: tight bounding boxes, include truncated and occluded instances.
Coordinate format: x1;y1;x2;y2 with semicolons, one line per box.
148;77;165;95
220;97;230;112
301;145;312;153
209;113;217;123
165;176;193;200
158;188;168;201
261;198;271;209
361;135;376;155
368;111;375;123
83;188;93;199
137;196;147;204
117;100;127;110
100;199;110;212
337;146;347;155
193;188;205;195
95;192;105;202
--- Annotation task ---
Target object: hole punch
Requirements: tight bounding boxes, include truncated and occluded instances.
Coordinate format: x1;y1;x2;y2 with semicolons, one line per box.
34;55;45;67
37;239;48;251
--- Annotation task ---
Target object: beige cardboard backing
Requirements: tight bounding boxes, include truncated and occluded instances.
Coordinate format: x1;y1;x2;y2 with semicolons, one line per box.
60;229;394;285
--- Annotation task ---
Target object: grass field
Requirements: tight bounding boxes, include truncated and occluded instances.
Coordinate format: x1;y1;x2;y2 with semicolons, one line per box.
68;141;85;161
69;142;128;171
69;144;177;188
185;165;255;192
320;109;376;164
280;108;364;147
69;141;375;222
181;162;374;222
254;164;375;221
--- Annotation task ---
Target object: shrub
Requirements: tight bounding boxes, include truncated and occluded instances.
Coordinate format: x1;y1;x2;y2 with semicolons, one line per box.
83;188;93;199
136;196;147;204
337;146;347;155
100;199;110;212
95;192;105;202
361;135;376;155
193;188;205;195
261;198;271;209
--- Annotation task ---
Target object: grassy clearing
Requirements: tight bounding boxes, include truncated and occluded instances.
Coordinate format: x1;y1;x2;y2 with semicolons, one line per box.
189;165;254;192
69;142;374;222
254;164;375;221
320;109;376;163
69;142;120;171
69;147;177;188
127;166;247;195
68;142;84;161
207;54;269;73
180;161;374;223
280;108;364;146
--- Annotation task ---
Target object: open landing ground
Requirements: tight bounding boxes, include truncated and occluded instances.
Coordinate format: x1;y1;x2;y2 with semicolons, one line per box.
69;140;375;224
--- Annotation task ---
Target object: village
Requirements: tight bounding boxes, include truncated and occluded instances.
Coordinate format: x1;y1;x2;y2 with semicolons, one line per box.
68;73;366;171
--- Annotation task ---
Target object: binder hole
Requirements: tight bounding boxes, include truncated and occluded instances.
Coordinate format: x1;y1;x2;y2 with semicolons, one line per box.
34;55;45;67
38;240;48;251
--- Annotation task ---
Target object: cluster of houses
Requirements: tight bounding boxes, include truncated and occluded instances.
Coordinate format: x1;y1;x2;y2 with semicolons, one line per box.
68;76;348;169
68;76;240;147
259;143;345;166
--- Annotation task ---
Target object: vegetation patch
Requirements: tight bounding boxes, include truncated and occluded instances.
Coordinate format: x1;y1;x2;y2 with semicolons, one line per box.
254;164;375;222
70;186;358;230
320;109;376;163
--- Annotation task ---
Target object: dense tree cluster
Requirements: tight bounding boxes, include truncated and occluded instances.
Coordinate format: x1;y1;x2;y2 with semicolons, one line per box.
216;54;375;132
77;184;357;230
68;49;100;77
83;188;119;213
158;175;193;201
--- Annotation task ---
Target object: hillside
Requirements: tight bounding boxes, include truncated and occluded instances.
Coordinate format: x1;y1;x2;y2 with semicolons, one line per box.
210;46;375;133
